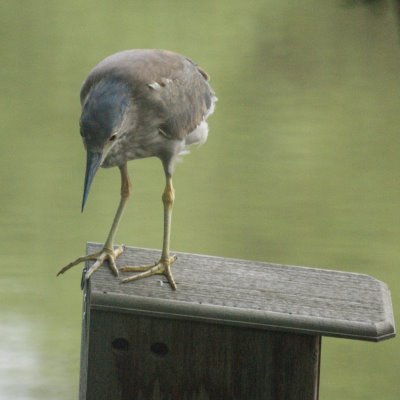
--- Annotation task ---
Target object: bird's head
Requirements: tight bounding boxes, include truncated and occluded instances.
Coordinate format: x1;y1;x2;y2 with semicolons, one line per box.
79;79;131;211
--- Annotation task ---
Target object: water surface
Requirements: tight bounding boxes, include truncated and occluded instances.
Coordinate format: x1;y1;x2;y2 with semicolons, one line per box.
0;1;399;398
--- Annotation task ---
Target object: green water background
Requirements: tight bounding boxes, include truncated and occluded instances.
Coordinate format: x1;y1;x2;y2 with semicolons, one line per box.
0;1;398;398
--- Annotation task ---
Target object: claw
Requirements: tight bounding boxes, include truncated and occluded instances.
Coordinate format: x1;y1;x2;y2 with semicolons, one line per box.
57;252;101;276
120;255;177;290
57;245;124;279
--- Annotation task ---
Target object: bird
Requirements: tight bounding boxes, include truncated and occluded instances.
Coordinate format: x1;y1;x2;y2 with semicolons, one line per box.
57;49;216;290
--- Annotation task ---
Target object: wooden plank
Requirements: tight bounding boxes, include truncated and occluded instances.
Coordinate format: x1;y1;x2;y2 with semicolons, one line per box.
86;242;395;342
81;310;321;400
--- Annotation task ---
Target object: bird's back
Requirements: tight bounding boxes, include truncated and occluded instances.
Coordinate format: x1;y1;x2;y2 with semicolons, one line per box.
80;49;216;142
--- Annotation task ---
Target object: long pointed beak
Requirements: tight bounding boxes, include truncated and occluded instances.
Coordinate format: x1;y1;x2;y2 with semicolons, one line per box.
81;151;102;212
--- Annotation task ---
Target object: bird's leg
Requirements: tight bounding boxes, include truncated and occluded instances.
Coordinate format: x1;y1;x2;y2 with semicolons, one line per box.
120;174;177;289
57;163;131;280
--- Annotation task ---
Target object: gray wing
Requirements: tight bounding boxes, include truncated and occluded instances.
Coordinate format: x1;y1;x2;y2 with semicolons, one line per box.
80;49;215;140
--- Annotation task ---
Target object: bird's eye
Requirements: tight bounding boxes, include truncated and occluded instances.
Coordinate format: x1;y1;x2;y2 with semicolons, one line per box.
109;134;117;142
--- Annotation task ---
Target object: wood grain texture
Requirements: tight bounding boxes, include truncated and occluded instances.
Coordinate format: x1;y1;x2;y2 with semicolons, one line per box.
81;310;320;400
85;243;395;342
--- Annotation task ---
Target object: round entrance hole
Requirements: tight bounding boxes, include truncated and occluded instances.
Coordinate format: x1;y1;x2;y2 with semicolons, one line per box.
150;342;169;357
111;337;130;352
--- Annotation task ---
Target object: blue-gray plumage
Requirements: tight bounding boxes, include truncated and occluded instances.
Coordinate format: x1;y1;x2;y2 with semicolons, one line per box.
58;49;216;289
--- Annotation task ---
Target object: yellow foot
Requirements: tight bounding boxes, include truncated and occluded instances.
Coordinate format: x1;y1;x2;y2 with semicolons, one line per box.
119;255;177;290
57;245;124;280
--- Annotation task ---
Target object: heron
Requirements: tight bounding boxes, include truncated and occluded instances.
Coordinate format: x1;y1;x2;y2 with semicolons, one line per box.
57;49;216;290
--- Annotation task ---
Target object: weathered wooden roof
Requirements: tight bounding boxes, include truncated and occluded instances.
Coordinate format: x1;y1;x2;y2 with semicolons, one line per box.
86;243;395;342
